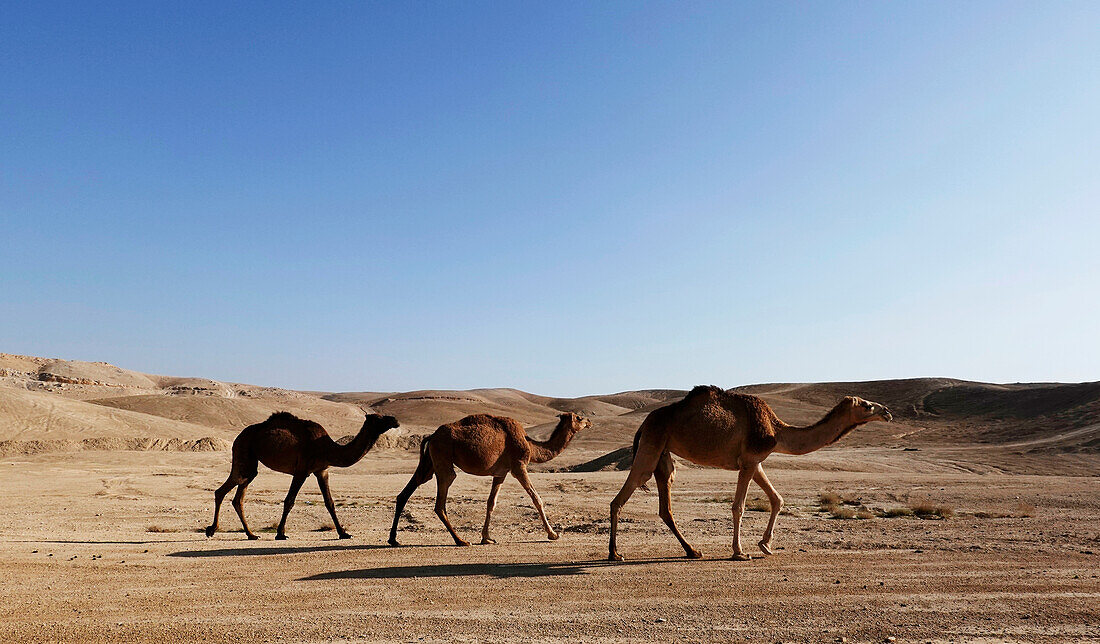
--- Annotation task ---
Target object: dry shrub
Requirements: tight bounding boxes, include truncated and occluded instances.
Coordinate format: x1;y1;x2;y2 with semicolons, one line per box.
910;501;953;519
746;497;771;512
974;502;1035;519
881;507;914;518
819;491;842;508
830;507;856;520
855;509;875;520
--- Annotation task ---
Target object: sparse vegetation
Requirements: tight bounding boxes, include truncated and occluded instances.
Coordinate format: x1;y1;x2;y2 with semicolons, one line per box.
830;507;856;520
146;525;176;533
855;509;875;520
973;502;1035;519
910;501;954;519
746;497;771;512
881;507;915;518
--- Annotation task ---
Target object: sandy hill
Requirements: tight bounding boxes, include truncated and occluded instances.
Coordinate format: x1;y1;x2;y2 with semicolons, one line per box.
0;353;1096;457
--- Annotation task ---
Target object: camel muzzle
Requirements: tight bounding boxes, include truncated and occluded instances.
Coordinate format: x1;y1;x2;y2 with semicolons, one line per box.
880;406;893;422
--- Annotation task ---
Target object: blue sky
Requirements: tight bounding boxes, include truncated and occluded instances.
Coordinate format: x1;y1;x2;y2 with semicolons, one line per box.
2;2;1098;396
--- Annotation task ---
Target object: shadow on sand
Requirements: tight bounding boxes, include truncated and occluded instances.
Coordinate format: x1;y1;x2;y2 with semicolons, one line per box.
167;543;437;558
298;556;696;581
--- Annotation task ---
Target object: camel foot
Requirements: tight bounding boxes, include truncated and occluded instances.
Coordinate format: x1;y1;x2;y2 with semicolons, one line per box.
338;532;352;540
388;538;401;547
480;537;496;545
758;540;774;555
685;548;703;559
454;539;471;547
204;526;215;538
547;531;560;541
275;534;288;541
246;534;259;541
730;553;752;561
609;552;625;562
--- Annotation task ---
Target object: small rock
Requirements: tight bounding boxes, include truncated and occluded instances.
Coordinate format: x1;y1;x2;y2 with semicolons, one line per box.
655;618;666;623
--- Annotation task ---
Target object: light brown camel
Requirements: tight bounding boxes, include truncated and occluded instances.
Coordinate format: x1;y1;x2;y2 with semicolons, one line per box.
388;412;590;546
206;411;399;540
609;385;892;561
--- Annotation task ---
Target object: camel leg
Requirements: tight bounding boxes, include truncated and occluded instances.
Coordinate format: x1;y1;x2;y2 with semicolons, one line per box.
731;465;756;560
231;477;259;540
275;474;308;541
512;465;558;541
481;476;505;545
388;444;436;546
434;467;469;546
315;470;351;539
753;465;783;555
655;451;701;559
609;440;662;562
206;476;239;537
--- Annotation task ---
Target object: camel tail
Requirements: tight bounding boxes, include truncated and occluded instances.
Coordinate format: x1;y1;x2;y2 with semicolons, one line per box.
630;427;651;492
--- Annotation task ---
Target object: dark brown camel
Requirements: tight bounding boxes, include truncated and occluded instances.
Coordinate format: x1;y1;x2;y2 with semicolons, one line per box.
609;386;892;561
206;411;399;540
388;412;590;546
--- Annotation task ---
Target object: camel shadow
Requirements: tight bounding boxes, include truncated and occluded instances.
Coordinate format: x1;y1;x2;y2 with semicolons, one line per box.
299;556;694;581
15;539;196;545
168;543;431;558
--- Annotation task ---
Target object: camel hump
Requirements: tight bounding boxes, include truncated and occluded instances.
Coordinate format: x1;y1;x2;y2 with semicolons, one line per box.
447;414;518;431
266;411;302;423
259;411;326;434
685;384;725;400
682;387;779;453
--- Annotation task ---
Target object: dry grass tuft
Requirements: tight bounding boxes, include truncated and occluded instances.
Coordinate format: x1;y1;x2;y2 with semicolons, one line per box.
855;509;875;520
830;507;856;520
910;501;953;519
746;497;771;512
881;507;915;518
146;525;176;533
974;502;1036;519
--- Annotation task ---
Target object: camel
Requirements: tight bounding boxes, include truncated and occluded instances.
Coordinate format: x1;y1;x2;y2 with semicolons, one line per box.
206;410;399;540
608;385;892;561
388;412;590;546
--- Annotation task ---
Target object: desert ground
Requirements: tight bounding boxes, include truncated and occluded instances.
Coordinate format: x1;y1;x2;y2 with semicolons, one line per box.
1;354;1097;643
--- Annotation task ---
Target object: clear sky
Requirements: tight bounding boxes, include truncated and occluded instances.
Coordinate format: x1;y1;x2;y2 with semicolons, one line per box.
2;2;1098;396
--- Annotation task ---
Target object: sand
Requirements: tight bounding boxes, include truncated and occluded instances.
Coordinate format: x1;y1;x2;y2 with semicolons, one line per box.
0;354;1097;642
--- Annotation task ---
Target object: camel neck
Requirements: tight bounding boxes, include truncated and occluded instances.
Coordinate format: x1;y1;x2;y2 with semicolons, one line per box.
527;419;577;464
326;424;385;468
773;407;861;456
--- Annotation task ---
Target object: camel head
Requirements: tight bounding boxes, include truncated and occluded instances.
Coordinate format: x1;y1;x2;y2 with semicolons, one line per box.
362;412;400;433
841;396;892;424
558;412;592;434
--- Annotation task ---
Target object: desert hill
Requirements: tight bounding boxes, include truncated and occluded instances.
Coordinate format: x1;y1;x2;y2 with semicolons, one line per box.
1;353;1097;459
